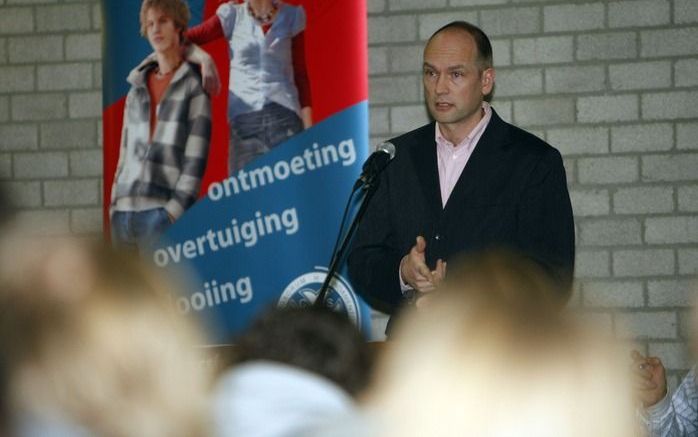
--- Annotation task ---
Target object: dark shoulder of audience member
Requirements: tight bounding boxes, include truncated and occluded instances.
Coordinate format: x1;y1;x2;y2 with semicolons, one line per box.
231;306;372;397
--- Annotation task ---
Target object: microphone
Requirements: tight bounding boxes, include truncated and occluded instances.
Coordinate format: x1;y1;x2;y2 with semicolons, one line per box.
356;141;396;188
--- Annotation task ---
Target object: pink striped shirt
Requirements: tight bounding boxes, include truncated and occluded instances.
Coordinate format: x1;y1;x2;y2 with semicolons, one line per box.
436;102;492;208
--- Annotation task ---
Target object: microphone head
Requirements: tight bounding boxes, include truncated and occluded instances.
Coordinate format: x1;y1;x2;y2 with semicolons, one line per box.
376;141;396;159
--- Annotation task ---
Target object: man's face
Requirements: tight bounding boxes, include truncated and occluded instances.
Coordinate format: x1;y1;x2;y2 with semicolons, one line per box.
145;7;181;54
423;29;494;133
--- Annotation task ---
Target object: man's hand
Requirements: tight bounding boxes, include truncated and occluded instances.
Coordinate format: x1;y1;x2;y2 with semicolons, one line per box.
631;350;667;408
400;236;447;298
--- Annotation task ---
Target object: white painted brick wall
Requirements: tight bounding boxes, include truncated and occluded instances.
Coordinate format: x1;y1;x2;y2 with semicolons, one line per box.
577;32;637;61
388;0;446;12
645;217;698;244
648;280;696;307
66;34;101;61
8;36;63;63
495;68;543;97
545;65;606;94
513;36;574;65
678;309;694;340
608;0;671;28
513;97;575;126
40;120;97;149
583;280;645;308
675;0;698;24
390;105;429;133
35;4;91;32
616;311;677;339
43;179;99;207
0;125;38;151
481;7;540;36
0;97;8;122
580;218;642;246
678;186;698;212
0;66;35;93
543;3;605;33
12;94;67;121
643;91;698;120
678;249;698;275
578;95;640;123
643;154;698;182
578;156;639;184
0;8;34;35
575;249;611;278
674;59;698;88
613;186;674;215
649;342;691;369
418;11;478;41
570;188;610;217
2;0;697;377
0;155;11;180
547;126;608;155
611;123;673;153
641;28;698;58
609;61;672;92
613;249;675;277
677;123;698;150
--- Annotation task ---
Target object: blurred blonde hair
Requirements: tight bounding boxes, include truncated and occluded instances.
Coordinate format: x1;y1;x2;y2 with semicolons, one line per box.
368;251;638;437
0;237;211;437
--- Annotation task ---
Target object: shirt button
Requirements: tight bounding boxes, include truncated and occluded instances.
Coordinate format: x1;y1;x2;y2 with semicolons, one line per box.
434;234;441;241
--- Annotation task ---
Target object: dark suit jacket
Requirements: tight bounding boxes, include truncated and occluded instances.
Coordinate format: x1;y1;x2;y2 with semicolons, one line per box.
347;109;575;316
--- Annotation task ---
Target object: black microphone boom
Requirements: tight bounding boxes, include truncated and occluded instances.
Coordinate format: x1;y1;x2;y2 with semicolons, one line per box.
315;141;396;308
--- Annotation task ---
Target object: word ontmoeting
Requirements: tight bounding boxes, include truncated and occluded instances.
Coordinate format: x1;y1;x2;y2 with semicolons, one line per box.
207;138;357;201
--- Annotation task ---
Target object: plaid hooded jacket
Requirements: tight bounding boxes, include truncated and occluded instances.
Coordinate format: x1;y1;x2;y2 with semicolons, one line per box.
110;57;211;220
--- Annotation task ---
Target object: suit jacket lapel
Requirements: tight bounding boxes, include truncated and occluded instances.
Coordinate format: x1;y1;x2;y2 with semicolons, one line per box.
408;123;443;217
443;109;512;211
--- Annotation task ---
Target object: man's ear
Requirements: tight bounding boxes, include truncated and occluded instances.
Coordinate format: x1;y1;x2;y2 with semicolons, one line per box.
481;68;495;95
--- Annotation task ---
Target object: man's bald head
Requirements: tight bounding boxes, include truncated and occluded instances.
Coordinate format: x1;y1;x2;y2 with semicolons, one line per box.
427;21;493;71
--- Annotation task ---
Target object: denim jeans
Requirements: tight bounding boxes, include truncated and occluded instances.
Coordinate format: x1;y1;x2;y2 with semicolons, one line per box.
229;102;303;174
111;208;171;250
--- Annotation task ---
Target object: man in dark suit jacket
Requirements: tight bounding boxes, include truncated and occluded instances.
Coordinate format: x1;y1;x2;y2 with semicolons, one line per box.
348;21;574;321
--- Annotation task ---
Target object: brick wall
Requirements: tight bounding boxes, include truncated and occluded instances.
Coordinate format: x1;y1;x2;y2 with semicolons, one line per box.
0;0;696;382
0;0;102;235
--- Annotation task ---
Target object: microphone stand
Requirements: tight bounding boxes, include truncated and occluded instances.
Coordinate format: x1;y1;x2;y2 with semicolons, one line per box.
314;176;379;308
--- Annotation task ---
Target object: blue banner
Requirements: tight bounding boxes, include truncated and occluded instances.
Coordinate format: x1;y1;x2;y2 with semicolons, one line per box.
102;0;372;343
151;102;372;342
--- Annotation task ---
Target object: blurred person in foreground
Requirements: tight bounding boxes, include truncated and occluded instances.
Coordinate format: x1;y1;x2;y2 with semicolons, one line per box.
213;306;372;437
631;297;697;436
309;251;638;437
0;238;212;437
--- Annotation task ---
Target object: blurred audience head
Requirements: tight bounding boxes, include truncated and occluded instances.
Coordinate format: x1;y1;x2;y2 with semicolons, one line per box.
233;305;372;397
367;250;638;437
0;238;211;437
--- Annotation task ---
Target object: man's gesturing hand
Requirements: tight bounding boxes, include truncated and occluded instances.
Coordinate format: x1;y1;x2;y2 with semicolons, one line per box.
400;236;446;296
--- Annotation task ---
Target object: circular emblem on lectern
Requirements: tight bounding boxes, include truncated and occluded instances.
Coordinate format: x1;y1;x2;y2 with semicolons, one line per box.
279;267;361;327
